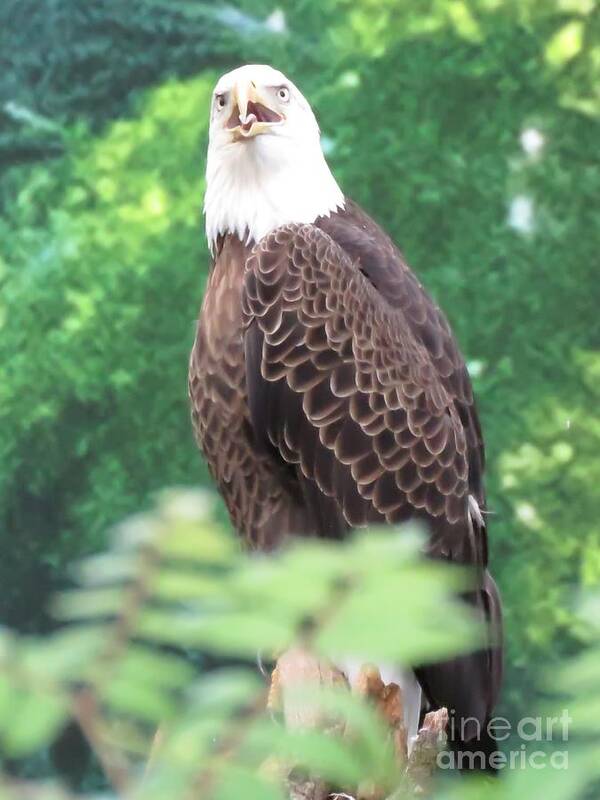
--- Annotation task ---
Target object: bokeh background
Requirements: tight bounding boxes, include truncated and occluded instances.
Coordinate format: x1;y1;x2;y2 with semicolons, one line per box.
1;0;599;747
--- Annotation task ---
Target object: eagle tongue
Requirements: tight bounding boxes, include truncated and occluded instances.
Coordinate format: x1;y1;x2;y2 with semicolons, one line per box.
241;112;258;133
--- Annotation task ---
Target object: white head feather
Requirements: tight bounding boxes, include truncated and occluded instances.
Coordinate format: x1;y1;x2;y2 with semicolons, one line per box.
204;64;344;251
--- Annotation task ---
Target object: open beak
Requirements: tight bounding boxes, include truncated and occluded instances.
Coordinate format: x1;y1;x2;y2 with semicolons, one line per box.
226;80;283;140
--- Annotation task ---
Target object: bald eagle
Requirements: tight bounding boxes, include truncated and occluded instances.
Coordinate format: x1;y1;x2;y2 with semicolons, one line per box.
189;64;502;767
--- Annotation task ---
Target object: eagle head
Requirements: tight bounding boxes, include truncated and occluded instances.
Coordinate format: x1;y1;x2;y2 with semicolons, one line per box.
204;64;344;251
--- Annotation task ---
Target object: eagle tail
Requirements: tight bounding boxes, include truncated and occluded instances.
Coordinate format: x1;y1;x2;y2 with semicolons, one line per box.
415;570;503;773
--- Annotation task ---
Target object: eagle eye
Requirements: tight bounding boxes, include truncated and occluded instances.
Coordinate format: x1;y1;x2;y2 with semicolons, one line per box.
277;86;290;102
215;93;227;111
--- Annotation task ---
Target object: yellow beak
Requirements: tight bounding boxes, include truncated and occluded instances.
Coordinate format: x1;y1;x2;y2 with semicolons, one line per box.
227;80;283;139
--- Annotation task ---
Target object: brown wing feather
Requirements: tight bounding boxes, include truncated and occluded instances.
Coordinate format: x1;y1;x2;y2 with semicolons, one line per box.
317;200;486;512
189;235;308;550
242;222;502;731
243;223;471;558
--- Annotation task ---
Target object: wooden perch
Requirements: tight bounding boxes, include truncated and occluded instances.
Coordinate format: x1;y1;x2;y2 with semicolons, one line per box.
267;647;348;800
406;707;448;794
266;648;448;800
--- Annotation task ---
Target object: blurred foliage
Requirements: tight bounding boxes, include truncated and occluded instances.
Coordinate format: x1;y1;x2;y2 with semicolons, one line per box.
0;493;480;797
1;0;599;769
0;494;599;798
0;77;214;631
0;0;242;165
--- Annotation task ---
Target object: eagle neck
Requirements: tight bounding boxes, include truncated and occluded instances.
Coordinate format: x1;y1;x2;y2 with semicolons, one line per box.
204;138;345;252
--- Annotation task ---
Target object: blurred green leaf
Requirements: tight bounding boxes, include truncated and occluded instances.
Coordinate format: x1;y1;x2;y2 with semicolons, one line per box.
2;691;68;757
545;20;584;66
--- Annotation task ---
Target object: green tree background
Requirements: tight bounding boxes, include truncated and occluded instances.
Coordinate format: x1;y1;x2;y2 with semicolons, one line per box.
1;0;599;746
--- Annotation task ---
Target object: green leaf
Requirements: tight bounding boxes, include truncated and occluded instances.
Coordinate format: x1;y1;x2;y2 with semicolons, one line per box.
247;722;367;785
186;668;263;716
114;644;195;690
316;568;482;663
2;691;68;756
102;675;176;724
213;766;285;800
154;568;223;601
545;21;584;67
21;627;108;681
53;587;125;620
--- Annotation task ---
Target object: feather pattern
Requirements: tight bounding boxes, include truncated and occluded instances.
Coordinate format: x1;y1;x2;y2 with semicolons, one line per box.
189;200;502;745
189;235;308;549
242;221;474;553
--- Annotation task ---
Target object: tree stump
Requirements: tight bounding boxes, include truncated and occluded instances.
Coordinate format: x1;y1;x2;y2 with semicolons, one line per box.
267;648;448;799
